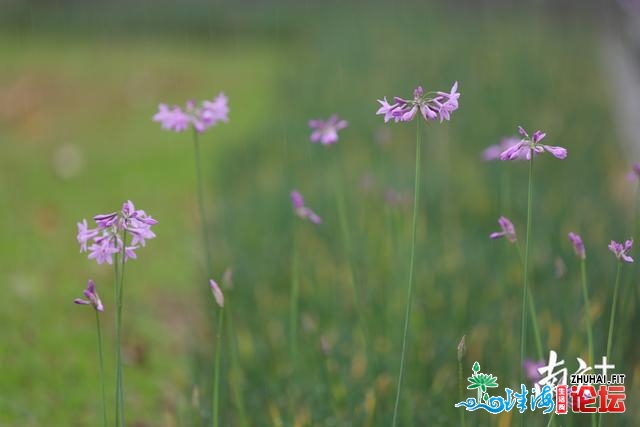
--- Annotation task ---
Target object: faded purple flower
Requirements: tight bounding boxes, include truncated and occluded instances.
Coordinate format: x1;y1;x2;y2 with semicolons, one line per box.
627;163;640;182
608;239;634;263
153;93;229;133
568;232;586;260
376;82;460;124
523;359;544;385
77;200;157;265
308;115;348;145
209;279;224;308
499;126;567;161
489;216;517;243
290;190;322;224
74;279;104;312
482;137;527;161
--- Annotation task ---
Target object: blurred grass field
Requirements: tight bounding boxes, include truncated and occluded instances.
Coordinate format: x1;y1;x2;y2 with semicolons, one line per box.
1;2;639;426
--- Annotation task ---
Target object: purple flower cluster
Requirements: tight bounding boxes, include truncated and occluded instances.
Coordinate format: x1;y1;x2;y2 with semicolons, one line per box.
308;115;348;145
291;190;322;224
74;279;104;312
489;216;517;243
499;126;567;161
153;93;229;133
627;163;640;182
77;200;157;265
376;82;460;123
608;239;634;263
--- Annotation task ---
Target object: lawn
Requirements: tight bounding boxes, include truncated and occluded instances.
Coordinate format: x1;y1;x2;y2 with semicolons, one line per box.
0;2;638;426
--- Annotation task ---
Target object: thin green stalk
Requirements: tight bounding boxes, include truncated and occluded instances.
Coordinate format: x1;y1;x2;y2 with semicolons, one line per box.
95;311;108;427
212;306;224;427
514;245;543;361
458;361;466;427
225;303;249;427
520;151;534;427
580;260;594;366
606;262;622;360
116;232;127;427
192;130;214;277
290;231;300;363
391;119;421;427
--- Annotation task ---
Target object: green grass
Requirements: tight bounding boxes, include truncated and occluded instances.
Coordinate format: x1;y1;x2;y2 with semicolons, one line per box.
0;2;638;426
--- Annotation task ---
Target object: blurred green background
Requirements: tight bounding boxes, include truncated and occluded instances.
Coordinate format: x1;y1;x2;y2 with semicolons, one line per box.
1;0;639;425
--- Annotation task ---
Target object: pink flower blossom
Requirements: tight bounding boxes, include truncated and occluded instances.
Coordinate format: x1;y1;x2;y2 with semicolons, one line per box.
499;126;567;161
489;216;517;243
153;93;229;133
77;200;157;264
608;239;634;263
482;137;528;161
308;115;348;145
290;190;322;224
376;82;460;124
74;279;104;312
626;163;640;182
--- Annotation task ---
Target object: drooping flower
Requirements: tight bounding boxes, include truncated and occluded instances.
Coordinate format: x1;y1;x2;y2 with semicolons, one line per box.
489;216;517;243
209;279;224;308
74;279;104;312
482;137;527;161
568;232;586;260
308;115;348;145
626;163;640;181
608;239;634;263
499;126;567;161
153;93;229;133
376;82;460;124
77;200;157;265
290;190;322;224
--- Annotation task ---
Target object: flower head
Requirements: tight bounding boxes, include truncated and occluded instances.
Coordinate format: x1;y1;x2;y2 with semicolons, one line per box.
308;115;348;146
74;279;104;312
153;93;229;133
489;216;517;243
499;126;567;161
376;82;460;124
209;279;224;308
482;137;528;161
290;190;322;224
608;239;634;263
568;232;586;260
77;200;157;265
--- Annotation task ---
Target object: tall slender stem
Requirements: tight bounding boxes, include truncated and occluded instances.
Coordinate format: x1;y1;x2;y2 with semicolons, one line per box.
95;311;107;427
515;245;543;360
212;307;224;427
225;302;249;427
391;119;421;427
458;360;466;427
520;151;534;426
193;130;214;277
116;232;127;427
606;263;622;360
580;260;594;366
289;230;300;363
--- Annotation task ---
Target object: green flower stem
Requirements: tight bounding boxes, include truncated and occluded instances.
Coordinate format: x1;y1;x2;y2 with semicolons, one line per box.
515;235;543;361
225;301;249;427
391;119;422;427
289;230;300;363
192;130;214;277
95;311;107;427
113;232;128;427
458;361;466;427
212;306;224;427
606;262;622;361
580;259;594;365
